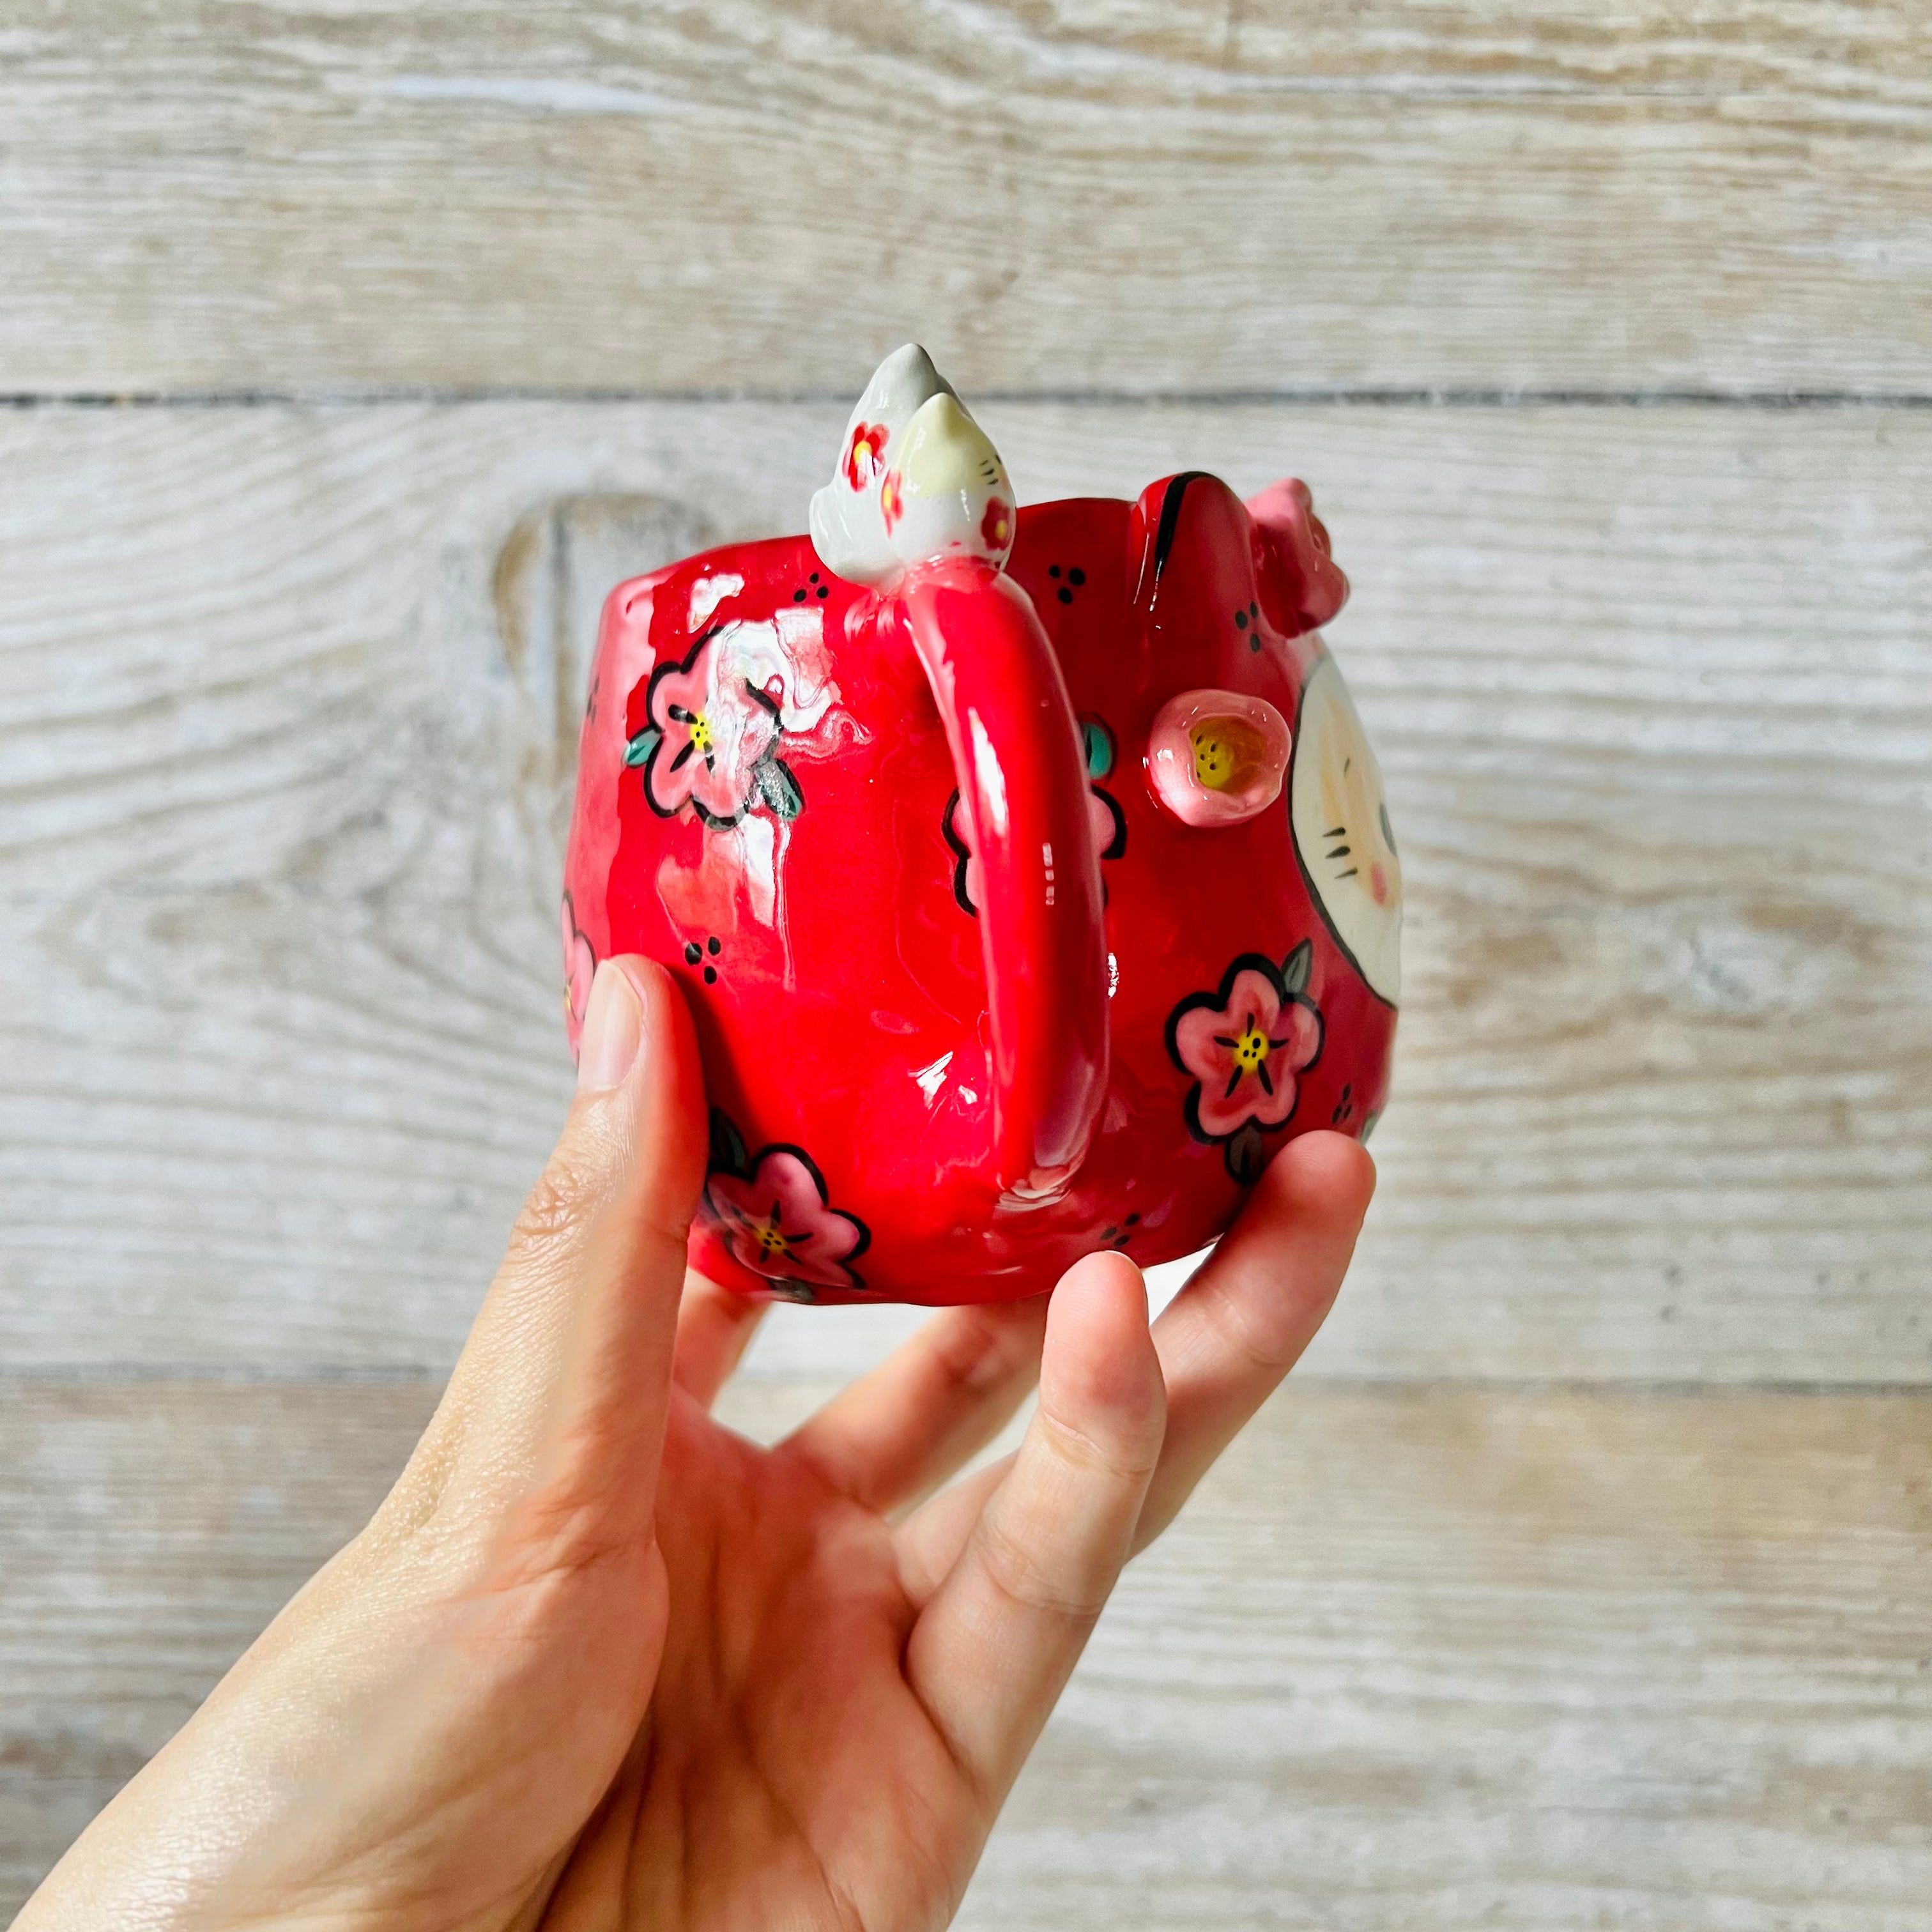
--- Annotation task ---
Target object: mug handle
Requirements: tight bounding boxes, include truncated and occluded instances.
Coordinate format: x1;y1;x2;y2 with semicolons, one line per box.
900;559;1110;1199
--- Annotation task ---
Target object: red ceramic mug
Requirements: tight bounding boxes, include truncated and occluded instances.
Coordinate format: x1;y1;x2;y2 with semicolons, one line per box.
562;348;1399;1304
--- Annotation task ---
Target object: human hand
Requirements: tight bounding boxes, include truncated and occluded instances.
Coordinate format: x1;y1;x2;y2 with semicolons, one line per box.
20;957;1374;1932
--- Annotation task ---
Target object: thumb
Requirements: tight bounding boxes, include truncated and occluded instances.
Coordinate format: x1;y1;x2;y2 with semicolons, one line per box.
383;956;707;1565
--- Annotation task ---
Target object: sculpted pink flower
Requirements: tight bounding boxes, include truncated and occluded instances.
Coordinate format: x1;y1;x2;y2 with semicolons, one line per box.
631;626;801;827
705;1141;871;1292
560;893;596;1036
1167;947;1324;1178
1250;477;1350;636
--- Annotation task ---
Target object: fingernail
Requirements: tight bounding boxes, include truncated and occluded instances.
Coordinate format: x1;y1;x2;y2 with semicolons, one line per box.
577;960;645;1093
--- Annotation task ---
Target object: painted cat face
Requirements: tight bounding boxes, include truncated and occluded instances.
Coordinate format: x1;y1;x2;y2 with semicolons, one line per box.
1290;654;1402;1004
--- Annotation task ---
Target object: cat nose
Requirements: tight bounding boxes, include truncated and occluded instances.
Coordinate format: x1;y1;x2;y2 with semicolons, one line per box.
1147;689;1291;827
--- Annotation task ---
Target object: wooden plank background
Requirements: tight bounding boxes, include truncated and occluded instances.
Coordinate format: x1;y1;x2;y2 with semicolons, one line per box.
3;3;1928;1923
4;2;1931;396
6;1378;1929;1928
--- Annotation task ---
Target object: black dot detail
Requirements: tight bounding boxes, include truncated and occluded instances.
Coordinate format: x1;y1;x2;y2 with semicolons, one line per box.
1234;609;1249;629
1057;586;1074;605
1250;634;1263;652
1251;601;1261;618
707;936;721;956
684;942;702;964
1126;1213;1141;1226
703;965;717;985
1069;567;1086;586
809;571;821;583
1048;564;1062;579
792;588;807;602
816;585;829;598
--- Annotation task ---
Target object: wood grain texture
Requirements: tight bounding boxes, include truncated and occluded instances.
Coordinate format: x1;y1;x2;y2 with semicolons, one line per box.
2;400;1927;1382
5;1377;1929;1925
3;1;1928;397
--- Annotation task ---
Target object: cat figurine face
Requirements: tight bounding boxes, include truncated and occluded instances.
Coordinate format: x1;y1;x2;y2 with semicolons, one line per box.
562;348;1399;1305
1291;656;1402;1005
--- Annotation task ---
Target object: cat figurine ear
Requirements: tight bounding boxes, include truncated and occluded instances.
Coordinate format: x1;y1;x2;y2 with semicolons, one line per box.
811;344;1016;589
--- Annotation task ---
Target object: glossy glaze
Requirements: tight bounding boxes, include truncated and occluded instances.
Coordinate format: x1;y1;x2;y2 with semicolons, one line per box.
562;356;1399;1304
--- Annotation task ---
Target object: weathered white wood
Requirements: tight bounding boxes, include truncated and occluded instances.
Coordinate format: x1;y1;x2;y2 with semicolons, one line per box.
5;1377;1928;1926
1;400;1927;1382
2;2;1928;396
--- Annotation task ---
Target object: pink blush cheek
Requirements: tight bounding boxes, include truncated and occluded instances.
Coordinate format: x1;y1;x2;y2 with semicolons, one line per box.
1370;863;1388;907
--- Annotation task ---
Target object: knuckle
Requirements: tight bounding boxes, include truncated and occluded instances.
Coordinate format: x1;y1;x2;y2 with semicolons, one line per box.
930;1309;1036;1400
495;1484;642;1593
1195;1270;1301;1376
1038;1403;1163;1489
977;1512;1110;1621
505;1138;608;1262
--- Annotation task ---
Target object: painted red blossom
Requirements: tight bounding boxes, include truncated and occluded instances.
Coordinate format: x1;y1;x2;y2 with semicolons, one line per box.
980;496;1013;551
879;468;905;533
1166;949;1324;1179
844;421;890;491
705;1142;871;1292
631;626;802;827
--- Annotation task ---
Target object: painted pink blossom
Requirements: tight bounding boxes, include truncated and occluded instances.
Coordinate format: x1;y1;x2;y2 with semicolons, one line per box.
633;627;799;827
944;785;1124;917
560;893;596;1039
1166;949;1324;1177
705;1142;871;1292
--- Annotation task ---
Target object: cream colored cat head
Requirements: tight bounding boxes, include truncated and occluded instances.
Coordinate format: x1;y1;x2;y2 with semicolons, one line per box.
1290;654;1402;1005
810;345;1015;588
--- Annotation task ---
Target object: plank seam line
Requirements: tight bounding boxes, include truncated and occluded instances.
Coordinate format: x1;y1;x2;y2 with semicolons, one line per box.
4;388;1931;413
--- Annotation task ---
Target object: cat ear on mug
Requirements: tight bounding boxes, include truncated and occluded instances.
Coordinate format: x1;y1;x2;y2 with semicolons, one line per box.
1128;471;1259;621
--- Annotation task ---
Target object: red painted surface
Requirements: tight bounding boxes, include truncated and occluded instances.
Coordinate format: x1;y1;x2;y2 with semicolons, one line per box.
563;472;1397;1305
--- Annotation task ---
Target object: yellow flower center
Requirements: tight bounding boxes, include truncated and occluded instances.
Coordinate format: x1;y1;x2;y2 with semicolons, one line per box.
752;1222;790;1260
1231;1021;1271;1073
1191;716;1270;792
689;712;714;753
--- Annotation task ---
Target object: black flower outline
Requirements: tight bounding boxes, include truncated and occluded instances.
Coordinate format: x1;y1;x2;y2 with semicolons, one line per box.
1164;942;1325;1183
703;1109;873;1293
